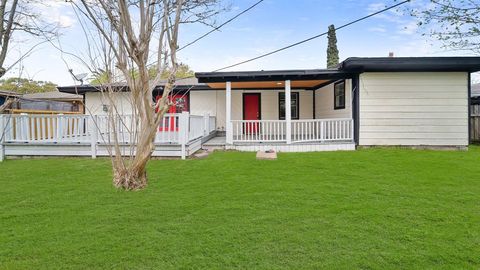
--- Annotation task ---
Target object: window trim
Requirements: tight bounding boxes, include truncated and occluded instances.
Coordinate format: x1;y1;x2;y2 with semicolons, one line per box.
334;80;346;110
278;92;300;120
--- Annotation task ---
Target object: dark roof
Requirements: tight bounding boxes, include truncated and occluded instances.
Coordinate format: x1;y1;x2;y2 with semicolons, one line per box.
58;77;210;94
196;69;354;83
196;57;480;82
340;57;480;72
58;57;480;93
23;91;82;101
0;90;21;97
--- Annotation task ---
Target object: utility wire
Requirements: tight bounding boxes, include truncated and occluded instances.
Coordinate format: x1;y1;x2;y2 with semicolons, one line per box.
212;0;411;72
147;0;265;68
178;0;264;52
170;0;411;98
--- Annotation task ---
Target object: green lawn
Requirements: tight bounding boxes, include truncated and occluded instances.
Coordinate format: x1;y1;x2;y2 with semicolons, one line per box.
1;147;479;269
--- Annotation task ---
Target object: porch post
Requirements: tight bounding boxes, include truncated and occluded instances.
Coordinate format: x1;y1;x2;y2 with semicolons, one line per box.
180;111;190;160
90;115;98;159
226;81;233;144
285;80;292;144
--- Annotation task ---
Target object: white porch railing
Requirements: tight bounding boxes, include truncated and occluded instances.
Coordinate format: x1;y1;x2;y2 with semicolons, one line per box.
231;118;353;143
0;112;216;160
291;118;353;143
232;120;287;142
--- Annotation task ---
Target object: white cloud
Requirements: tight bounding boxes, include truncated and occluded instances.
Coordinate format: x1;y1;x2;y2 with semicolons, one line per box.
369;26;387;33
398;21;418;35
33;1;76;28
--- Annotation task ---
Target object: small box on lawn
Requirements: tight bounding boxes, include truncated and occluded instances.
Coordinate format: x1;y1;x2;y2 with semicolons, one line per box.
256;150;277;160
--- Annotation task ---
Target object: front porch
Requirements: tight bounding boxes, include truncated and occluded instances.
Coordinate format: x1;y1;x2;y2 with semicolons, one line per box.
196;69;357;149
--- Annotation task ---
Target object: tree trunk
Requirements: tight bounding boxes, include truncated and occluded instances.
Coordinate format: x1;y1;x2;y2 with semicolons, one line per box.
113;165;148;190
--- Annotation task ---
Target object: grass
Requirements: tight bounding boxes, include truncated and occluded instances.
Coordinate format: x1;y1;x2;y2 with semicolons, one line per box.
0;147;479;269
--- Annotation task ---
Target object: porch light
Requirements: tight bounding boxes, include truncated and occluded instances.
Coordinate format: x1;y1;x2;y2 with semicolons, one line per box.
276;82;283;85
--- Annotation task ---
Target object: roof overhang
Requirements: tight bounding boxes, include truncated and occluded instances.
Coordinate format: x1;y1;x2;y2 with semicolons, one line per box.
57;84;211;94
196;69;354;90
341;57;480;72
196;69;353;82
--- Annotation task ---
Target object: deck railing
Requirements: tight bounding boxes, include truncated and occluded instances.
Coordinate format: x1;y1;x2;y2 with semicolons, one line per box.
0;112;216;160
291;119;353;143
232;118;353;143
232;120;287;142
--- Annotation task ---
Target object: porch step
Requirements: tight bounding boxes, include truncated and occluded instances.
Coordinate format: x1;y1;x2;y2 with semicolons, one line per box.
193;149;210;159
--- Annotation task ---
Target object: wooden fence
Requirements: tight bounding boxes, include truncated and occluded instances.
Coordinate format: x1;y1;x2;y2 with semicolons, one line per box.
471;104;480;142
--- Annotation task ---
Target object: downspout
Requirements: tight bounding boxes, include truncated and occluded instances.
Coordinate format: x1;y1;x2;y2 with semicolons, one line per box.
352;74;360;146
468;72;472;145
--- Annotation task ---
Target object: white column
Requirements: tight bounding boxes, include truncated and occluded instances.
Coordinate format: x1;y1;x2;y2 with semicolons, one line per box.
180;111;189;160
226;81;233;144
285;80;292;144
90;115;98;159
203;113;209;136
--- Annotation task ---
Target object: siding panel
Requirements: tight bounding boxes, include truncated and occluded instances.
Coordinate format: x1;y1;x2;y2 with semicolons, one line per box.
359;72;468;146
315;79;352;119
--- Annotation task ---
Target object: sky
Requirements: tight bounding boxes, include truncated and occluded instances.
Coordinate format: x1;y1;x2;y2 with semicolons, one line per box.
4;0;479;86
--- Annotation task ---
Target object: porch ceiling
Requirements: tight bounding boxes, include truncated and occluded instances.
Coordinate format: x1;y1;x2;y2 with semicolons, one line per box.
206;79;331;90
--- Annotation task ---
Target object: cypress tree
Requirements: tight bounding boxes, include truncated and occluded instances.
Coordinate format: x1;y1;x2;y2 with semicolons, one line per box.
326;24;339;69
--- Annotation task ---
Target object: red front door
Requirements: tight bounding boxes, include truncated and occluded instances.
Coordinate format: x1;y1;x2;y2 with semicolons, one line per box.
243;93;260;134
156;94;189;131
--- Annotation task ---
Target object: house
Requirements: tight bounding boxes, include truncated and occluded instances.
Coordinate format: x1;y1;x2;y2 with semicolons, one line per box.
471;83;480;142
472;83;480;105
0;90;20;108
2;56;477;161
14;91;84;114
59;57;480;150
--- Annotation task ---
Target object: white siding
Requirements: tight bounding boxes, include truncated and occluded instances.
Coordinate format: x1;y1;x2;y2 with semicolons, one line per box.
190;89;313;130
84;89;315;130
84;92;133;115
359;72;469;146
189;91;226;130
314;79;352;119
230;89;313;121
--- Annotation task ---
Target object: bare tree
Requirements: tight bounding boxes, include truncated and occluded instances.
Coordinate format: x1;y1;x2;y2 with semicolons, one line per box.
71;0;221;190
407;0;480;53
0;0;58;78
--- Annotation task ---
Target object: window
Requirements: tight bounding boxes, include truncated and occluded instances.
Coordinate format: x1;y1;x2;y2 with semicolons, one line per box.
334;80;345;110
279;92;299;120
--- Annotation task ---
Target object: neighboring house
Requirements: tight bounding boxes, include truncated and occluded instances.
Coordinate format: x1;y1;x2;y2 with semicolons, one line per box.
0;90;20;108
58;57;480;152
472;83;480;105
11;91;84;114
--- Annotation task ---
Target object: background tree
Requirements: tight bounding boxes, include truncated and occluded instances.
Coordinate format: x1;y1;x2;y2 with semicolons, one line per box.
0;77;57;94
90;63;195;85
0;1;57;78
326;24;339;68
408;0;480;53
73;0;222;190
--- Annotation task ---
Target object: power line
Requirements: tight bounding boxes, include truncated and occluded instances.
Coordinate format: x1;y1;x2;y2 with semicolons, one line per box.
212;0;411;72
148;0;265;68
178;0;264;52
170;0;411;97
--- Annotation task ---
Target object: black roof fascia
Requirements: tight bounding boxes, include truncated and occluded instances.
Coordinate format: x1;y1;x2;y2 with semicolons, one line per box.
58;84;211;94
196;69;355;83
341;57;480;72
